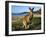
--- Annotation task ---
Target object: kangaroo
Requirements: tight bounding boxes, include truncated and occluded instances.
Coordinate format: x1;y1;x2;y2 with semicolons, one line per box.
22;7;34;29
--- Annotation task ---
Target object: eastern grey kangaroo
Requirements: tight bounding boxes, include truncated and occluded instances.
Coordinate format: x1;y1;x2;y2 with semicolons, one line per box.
22;7;34;29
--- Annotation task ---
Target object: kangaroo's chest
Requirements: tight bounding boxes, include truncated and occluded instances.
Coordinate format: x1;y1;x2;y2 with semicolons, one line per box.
23;16;30;22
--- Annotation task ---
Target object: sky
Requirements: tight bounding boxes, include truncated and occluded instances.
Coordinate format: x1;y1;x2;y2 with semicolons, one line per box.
11;5;41;13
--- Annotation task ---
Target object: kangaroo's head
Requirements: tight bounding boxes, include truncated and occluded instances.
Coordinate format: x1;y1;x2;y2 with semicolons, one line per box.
29;7;34;12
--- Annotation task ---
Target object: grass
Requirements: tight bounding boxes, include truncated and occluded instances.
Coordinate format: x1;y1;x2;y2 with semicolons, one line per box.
12;17;41;31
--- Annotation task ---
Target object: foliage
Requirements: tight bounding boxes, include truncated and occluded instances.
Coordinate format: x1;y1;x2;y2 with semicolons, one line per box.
12;17;41;31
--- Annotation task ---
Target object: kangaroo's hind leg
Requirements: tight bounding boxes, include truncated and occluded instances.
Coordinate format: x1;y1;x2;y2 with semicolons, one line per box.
23;20;27;29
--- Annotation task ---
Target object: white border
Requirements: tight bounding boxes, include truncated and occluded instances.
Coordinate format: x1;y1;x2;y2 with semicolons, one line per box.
9;3;44;35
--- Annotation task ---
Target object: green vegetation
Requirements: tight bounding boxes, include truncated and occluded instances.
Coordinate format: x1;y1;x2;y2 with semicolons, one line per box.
12;17;41;31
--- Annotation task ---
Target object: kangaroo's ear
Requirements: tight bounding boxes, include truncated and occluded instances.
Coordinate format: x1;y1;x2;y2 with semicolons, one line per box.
29;7;32;10
32;8;34;10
